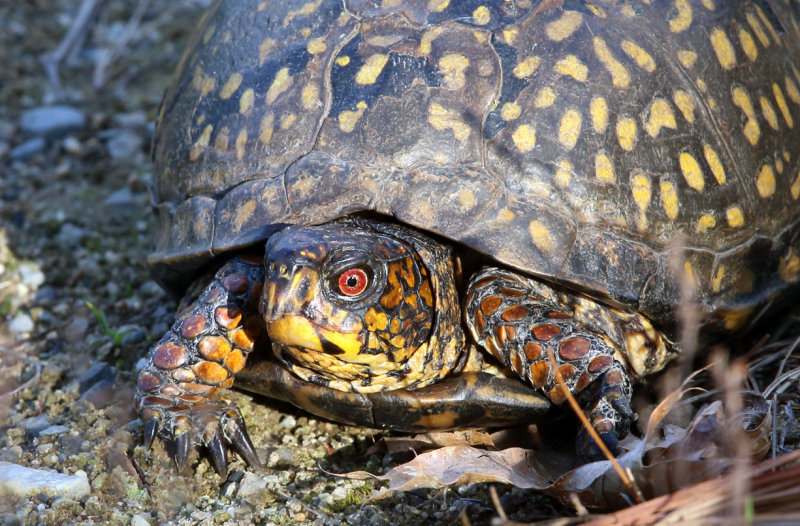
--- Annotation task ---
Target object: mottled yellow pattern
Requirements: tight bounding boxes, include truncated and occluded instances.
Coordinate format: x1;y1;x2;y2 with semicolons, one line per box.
528;221;553;252
679;152;705;192
356;54;389;85
756;164;776;198
669;0;692;33
558;109;582;150
555;55;587;82
513;56;540;78
593;37;630;87
726;206;745;227
660;181;679;219
534;87;556;108
621;40;655;72
738;29;758;61
616;117;637;151
673;90;696;123
546;10;583;42
511;124;536;152
773;83;793;127
645;98;677;137
595;152;615;182
220;73;243;99
696;214;716;233
709;28;736;70
703;144;726;184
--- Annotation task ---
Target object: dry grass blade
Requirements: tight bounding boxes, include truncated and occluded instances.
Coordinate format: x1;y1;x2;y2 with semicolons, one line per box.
545;347;644;504
580;449;800;525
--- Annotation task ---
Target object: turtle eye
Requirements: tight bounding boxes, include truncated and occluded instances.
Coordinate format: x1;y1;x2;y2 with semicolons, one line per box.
336;268;370;297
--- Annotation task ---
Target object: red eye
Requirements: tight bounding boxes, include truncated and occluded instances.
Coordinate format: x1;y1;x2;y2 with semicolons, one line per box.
337;268;369;296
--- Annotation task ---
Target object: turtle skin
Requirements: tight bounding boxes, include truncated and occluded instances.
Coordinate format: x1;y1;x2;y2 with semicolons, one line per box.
139;0;800;475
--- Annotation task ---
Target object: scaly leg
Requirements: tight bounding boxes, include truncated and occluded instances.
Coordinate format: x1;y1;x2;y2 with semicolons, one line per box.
465;267;670;458
135;256;265;475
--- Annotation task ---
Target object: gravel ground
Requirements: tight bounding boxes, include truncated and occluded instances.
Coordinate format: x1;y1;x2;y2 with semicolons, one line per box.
1;2;798;526
0;1;556;524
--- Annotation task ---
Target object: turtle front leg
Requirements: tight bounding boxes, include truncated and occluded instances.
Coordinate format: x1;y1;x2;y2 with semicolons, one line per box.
135;256;266;475
465;268;670;459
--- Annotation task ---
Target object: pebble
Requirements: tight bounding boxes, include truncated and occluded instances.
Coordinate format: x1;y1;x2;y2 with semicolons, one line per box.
61;136;82;155
103;187;136;207
280;415;297;429
19;106;86;140
10;137;46;160
105;130;143;160
19;263;46;288
78;379;115;408
120;327;146;345
38;425;71;437
55;223;87;249
8;314;34;334
0;463;90;500
78;362;115;394
331;486;348;501
237;473;267;498
131;514;151;526
112;112;147;128
267;448;294;469
19;416;51;437
34;286;57;302
64;317;89;343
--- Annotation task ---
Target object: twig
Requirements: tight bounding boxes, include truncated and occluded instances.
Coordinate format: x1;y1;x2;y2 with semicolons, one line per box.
545;347;645;504
42;0;102;89
489;485;507;521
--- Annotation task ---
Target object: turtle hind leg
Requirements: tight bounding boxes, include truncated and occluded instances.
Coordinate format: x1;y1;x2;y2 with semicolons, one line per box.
135;256;266;475
464;267;652;459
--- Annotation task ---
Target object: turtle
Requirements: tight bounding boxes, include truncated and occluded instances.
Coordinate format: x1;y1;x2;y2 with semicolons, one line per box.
137;0;800;476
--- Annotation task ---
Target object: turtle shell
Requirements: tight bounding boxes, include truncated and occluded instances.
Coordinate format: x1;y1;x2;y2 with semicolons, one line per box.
152;0;800;332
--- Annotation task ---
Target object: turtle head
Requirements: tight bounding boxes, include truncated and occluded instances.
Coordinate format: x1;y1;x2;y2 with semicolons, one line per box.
261;219;463;393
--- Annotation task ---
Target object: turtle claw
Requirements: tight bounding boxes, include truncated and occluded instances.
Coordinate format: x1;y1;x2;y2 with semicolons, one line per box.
206;428;229;476
143;418;159;450
222;410;261;468
174;431;191;470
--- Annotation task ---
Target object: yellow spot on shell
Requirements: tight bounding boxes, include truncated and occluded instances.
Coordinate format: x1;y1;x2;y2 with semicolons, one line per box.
555;55;587;82
558;109;582;150
702;0;715;9
534;87;556;108
712;265;726;293
439;54;469;90
594;152;615;182
709;28;736;70
703;144;726;184
419;27;444;55
190;124;213;161
786;77;800;104
755;4;781;44
234;200;256;232
284;0;324;25
645;98;677;137
679;152;705;192
306;37;326;54
428;102;470;143
590;97;608;133
472;5;490;26
776;158;784;174
239;88;254;114
631;172;651;229
500;102;521;120
673;90;696;123
616;117;637;151
756;164;776;197
738;29;758;61
511;124;536;152
760;96;779;129
335;55;350;66
220;73;243;99
725;206;744;228
669;0;692;33
259;114;274;145
528;221;553;252
747;13;770;47
594;37;630;87
427;0;449;12
513;56;540;78
259;38;277;65
792;171;800;200
458;189;475;210
503;28;518;45
192;68;216;96
338;101;367;133
660;181;679;220
280;113;296;130
696;214;716;233
301;84;319;110
621;40;655;72
773;84;793;127
678;50;697;68
266;67;291;104
235;129;247;161
779;251;800;282
356;54;389;85
546;11;583;42
214;126;229;151
732;87;760;145
554;160;572;188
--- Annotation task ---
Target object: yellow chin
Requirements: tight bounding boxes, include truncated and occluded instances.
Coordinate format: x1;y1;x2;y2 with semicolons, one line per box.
267;315;364;357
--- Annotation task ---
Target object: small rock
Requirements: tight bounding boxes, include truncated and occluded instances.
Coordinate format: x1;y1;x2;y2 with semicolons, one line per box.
55;223;87;249
9;137;45;160
19;416;51;437
8;314;34;335
61;136;82;155
280;415;296;430
331;486;348;501
103;187;135;207
34;286;57;302
140;280;163;297
77;362;115;394
106;130;143;160
19;106;86;140
267;448;294;469
64;317;89;343
78;379;115;408
0;463;90;500
18;264;45;288
112;112;147;128
38;425;70;437
134;357;148;371
121;327;145;345
131;514;151;526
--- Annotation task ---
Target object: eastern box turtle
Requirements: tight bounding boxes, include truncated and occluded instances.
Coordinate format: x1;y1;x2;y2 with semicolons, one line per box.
137;0;800;474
